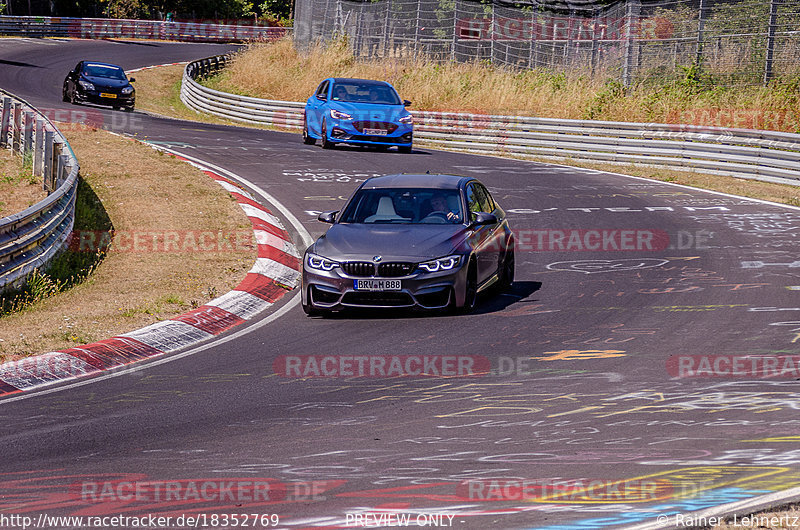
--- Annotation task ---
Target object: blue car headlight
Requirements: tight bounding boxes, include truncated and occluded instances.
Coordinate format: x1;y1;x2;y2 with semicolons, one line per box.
330;109;353;121
307;253;339;271
78;80;95;91
399;114;413;125
121;86;134;95
418;255;461;273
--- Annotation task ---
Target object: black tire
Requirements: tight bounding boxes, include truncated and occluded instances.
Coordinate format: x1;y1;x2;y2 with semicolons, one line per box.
124;106;134;113
113;106;121;111
398;144;413;154
321;118;334;149
62;86;69;102
451;259;477;314
302;114;316;145
499;241;515;291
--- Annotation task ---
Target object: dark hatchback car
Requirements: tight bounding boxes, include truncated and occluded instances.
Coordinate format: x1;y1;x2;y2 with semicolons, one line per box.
63;61;135;111
301;174;515;316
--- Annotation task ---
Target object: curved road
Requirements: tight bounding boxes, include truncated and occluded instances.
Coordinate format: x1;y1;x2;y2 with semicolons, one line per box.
1;38;800;529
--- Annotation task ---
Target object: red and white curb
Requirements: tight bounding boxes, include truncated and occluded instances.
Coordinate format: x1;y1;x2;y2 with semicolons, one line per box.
126;62;188;73
0;147;301;398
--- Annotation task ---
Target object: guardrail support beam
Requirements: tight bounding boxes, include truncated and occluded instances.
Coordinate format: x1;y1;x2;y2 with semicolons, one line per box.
34;118;44;177
23;110;34;156
43;130;54;192
0;97;10;148
12;102;22;155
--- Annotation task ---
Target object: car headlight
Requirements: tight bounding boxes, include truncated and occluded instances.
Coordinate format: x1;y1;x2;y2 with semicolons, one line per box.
78;80;95;91
399;114;413;124
330;109;353;120
418;255;461;273
121;86;134;95
307;253;339;271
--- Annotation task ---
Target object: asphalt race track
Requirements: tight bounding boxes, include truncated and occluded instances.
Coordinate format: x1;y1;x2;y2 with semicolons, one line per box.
1;38;800;530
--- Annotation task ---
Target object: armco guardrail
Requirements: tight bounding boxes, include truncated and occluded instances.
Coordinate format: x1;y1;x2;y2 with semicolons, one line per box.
0;90;79;292
0;15;288;42
181;55;800;187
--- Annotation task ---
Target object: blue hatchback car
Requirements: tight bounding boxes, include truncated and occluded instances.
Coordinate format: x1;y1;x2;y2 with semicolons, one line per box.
303;78;414;153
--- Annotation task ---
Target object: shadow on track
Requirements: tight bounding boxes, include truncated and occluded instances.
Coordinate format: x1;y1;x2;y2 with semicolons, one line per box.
305;280;542;320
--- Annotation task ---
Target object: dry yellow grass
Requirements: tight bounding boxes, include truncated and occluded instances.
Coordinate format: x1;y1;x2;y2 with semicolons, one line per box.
206;38;800;130
0;149;46;217
132;65;250;128
0;127;256;360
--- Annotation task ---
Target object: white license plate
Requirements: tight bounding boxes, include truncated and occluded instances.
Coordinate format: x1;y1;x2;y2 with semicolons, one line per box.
364;128;388;135
100;92;117;99
355;279;401;291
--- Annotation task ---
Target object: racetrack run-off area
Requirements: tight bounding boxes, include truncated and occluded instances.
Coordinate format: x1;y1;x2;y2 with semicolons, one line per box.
1;37;800;529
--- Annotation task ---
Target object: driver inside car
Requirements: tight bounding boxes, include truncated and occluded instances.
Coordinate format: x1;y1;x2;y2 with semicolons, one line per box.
429;193;459;222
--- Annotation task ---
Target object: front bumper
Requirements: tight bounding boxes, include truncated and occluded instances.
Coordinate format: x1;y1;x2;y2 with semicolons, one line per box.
327;120;413;147
302;258;467;311
76;89;135;108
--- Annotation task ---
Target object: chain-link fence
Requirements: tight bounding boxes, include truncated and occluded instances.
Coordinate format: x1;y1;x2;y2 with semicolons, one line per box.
294;0;800;85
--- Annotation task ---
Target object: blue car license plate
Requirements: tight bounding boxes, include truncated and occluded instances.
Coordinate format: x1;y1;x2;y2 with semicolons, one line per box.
355;279;401;291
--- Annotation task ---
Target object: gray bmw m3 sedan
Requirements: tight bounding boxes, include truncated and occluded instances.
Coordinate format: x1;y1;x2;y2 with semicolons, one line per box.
301;174;515;316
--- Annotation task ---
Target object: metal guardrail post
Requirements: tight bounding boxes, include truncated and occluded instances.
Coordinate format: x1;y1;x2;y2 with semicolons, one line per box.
34;118;44;177
695;0;707;67
23;110;34;156
52;141;63;187
0;97;10;148
57;153;68;186
763;0;780;85
12;102;22;155
43;130;54;192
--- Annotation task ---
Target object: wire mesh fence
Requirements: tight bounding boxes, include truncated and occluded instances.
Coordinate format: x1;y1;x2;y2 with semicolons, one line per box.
293;0;800;85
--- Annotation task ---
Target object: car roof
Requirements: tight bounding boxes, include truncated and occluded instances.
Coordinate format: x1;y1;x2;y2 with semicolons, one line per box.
331;78;392;87
360;174;471;190
83;61;124;70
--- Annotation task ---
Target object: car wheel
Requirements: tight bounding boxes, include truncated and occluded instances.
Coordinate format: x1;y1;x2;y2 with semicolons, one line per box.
113;105;121;111
398;144;412;154
499;243;515;291
302;114;316;145
321;118;334;150
62;85;69;103
451;259;477;314
124;106;134;113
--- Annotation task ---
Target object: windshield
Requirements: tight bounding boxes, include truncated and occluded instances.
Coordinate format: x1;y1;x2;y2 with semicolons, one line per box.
339;188;464;224
331;82;401;105
82;64;127;80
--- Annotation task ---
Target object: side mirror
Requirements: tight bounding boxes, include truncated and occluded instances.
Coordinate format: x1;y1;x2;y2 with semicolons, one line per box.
316;93;327;101
471;212;497;226
318;210;338;223
129;77;136;82
403;100;412;106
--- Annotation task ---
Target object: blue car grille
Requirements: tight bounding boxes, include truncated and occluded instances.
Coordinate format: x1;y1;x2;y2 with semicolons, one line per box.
353;121;398;134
